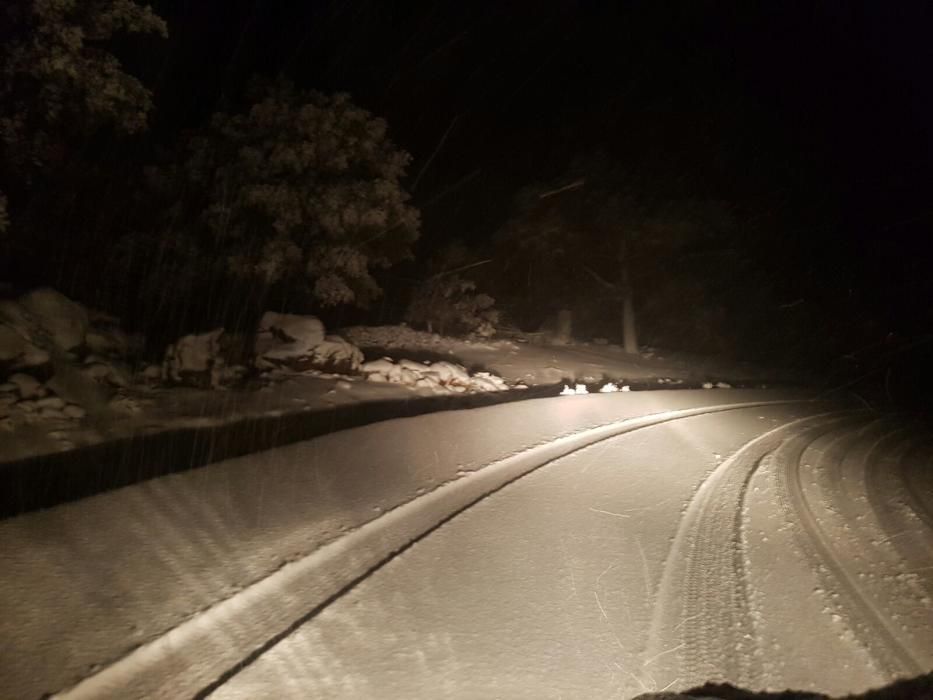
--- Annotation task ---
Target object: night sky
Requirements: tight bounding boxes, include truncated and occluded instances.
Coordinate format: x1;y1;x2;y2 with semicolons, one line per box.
138;1;932;330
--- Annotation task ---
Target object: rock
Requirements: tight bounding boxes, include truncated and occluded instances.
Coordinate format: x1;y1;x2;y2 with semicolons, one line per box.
17;400;38;413
19;288;89;352
80;359;131;387
109;395;143;414
38;407;66;420
139;364;163;384
254;311;362;375
304;336;364;374
423;361;472;388
361;357;507;393
361;358;395;375
8;373;44;399
85;325;130;357
163;328;224;386
82;363;113;381
0;392;17;406
63;404;86;419
0;324;49;369
212;364;247;388
35;396;65;410
254;312;327;365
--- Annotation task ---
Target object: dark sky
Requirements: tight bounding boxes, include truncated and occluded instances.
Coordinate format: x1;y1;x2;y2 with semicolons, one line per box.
141;0;933;324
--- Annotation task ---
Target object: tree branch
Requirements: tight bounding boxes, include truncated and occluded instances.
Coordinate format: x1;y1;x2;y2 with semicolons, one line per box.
581;263;620;294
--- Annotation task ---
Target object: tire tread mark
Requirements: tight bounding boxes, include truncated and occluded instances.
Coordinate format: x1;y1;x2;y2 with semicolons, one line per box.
645;413;859;688
780;422;926;676
55;400;820;700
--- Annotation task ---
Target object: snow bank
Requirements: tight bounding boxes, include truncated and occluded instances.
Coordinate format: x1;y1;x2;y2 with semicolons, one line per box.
361;357;509;393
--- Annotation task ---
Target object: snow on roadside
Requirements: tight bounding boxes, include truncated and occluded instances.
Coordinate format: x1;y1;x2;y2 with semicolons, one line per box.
0;291;519;463
361;357;508;393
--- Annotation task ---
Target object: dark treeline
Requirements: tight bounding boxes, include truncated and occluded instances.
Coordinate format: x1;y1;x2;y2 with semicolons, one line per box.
1;1;930;377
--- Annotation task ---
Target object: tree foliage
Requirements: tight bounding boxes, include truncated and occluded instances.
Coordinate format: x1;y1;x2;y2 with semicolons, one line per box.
493;156;764;353
0;0;166;283
119;80;419;330
406;243;497;337
0;0;166;179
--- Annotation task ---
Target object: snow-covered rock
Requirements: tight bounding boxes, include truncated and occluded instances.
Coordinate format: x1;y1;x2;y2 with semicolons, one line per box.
85;328;130;357
305;336;364;374
163;328;225;386
423;361;472;388
254;312;362;375
254;313;326;364
469;371;509;392
81;356;132;388
139;364;163;385
8;373;44;399
18;288;89;352
361;357;508;393
0;288;95;367
560;383;589;395
0;323;49;369
63;404;86;419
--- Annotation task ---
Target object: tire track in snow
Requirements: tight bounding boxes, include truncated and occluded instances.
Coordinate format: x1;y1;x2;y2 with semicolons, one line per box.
644;413;857;689
898;438;933;532
865;433;933;577
53;399;814;700
781;419;928;677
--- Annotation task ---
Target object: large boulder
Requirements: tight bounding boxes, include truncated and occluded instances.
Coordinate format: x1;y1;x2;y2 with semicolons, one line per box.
254;312;326;365
0;323;49;369
18;288;89;352
254;312;363;374
163;328;225;387
303;336;364;374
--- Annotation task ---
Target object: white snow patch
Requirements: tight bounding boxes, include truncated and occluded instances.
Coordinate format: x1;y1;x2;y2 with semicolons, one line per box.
360;357;508;394
163;328;224;384
561;383;589;395
254;312;326;362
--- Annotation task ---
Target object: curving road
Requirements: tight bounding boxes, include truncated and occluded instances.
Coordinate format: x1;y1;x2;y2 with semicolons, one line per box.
2;392;931;699
208;407;933;699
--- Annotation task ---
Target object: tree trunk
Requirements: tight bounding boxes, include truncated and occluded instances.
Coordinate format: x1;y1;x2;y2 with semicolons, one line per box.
622;286;638;354
619;236;638;354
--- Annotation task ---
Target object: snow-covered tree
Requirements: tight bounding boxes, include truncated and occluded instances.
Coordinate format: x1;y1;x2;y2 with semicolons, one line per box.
0;0;166;179
406;243;497;337
0;0;166;278
125;80;419;328
494;158;747;353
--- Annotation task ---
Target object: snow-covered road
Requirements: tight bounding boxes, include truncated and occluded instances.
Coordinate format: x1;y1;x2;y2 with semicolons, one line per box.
2;392;930;699
209;408;933;699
